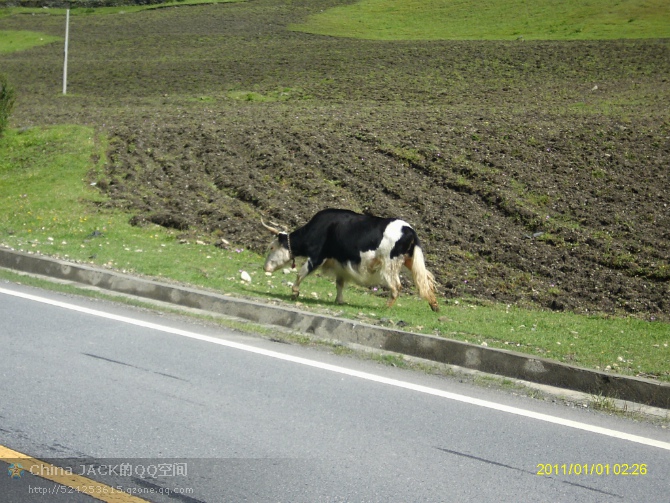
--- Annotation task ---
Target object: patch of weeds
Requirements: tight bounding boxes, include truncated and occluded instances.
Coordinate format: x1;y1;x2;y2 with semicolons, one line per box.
473;374;500;387
332;345;355;356
226;87;306;103
375;354;407;368
591;168;607;179
526;192;551;207
537;232;565;247
525;388;546;400
547;286;562;296
377;143;425;166
589;394;618;413
269;333;313;346
602;252;636;270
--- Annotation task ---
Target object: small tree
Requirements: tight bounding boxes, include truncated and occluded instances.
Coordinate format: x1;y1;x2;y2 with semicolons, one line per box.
0;74;16;137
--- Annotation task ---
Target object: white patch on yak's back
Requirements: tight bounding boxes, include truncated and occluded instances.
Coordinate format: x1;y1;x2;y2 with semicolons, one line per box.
379;219;410;255
321;219;411;288
327;219;411;288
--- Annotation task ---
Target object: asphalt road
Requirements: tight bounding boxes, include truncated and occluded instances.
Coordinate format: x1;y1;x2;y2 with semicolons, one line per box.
0;281;668;503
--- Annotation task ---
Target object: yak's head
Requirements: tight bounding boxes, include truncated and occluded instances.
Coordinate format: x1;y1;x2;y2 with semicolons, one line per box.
262;219;292;273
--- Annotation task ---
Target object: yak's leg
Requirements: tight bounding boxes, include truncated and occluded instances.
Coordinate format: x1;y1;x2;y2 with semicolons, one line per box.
386;279;401;308
292;258;317;299
385;260;404;308
386;292;399;308
335;276;345;304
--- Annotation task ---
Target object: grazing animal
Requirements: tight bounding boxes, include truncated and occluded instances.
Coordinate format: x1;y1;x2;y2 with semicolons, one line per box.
262;209;439;311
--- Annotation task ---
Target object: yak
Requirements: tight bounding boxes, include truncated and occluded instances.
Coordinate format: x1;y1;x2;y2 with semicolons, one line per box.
262;209;439;312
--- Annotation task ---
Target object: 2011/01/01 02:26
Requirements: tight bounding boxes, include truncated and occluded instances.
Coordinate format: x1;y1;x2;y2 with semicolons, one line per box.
536;463;648;476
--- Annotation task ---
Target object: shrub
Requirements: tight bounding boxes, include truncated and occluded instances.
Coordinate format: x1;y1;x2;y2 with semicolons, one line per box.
0;74;16;137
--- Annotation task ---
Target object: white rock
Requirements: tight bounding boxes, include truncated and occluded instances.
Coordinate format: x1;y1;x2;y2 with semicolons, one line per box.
240;271;252;283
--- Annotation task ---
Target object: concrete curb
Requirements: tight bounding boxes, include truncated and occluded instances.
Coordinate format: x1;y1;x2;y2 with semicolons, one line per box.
1;247;669;409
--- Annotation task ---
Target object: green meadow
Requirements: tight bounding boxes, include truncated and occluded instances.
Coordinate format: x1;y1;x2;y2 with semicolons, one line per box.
291;0;670;40
0;29;60;52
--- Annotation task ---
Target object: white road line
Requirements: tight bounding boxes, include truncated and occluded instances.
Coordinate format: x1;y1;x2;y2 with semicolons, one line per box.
2;286;669;451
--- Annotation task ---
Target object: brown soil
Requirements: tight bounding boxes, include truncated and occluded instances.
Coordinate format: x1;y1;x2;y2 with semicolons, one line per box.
1;0;669;319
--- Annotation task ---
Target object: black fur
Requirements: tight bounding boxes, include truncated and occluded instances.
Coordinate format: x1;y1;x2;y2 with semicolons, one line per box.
288;209;415;273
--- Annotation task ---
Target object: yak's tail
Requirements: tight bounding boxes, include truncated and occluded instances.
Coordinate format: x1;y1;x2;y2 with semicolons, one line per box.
410;245;439;312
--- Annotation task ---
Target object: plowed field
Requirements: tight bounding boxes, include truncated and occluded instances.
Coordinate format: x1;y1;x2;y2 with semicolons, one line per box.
1;0;669;319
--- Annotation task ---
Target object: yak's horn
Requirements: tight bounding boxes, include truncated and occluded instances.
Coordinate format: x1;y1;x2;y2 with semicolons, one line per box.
261;218;281;235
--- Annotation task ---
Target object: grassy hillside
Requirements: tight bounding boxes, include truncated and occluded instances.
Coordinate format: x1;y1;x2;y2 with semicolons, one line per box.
291;0;670;40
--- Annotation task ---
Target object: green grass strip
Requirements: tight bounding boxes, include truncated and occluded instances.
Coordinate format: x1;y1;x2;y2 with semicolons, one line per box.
0;30;61;53
290;0;670;40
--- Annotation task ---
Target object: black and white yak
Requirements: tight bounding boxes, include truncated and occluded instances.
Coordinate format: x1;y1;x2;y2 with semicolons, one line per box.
262;208;439;311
